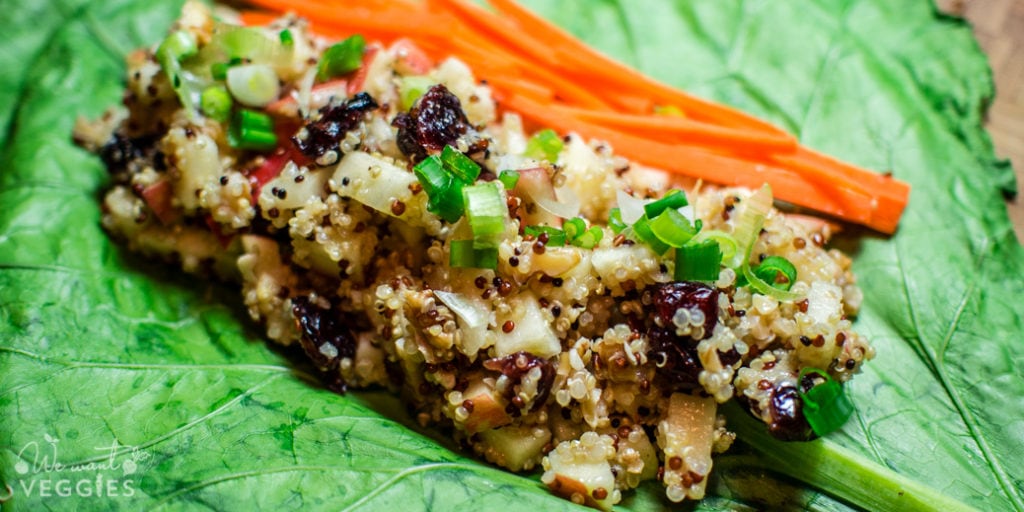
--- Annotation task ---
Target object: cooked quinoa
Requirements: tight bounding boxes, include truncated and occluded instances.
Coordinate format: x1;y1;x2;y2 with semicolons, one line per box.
76;3;875;509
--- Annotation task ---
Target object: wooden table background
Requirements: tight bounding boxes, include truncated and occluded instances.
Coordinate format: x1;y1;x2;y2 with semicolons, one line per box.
940;0;1024;240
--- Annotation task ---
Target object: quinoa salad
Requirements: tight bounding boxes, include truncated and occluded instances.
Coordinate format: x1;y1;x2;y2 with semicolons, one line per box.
75;3;875;509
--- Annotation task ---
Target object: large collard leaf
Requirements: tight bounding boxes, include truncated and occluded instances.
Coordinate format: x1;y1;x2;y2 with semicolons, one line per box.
0;1;1021;511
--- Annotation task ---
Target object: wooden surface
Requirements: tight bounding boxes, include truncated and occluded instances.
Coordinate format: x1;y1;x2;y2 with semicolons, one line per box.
940;0;1024;240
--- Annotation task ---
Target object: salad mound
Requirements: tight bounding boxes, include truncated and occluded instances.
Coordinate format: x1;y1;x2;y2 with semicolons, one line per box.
76;3;874;508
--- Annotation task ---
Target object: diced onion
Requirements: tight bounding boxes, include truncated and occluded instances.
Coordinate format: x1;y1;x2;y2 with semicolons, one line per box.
433;290;488;328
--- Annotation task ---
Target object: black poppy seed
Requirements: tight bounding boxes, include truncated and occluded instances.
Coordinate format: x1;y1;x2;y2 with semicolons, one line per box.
551;305;562;317
341;177;351;186
800;336;812;347
219;176;229;185
552;277;563;287
509;256;520;267
845;359;856;370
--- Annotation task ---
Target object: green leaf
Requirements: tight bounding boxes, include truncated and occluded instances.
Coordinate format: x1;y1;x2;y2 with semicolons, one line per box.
1;1;1022;511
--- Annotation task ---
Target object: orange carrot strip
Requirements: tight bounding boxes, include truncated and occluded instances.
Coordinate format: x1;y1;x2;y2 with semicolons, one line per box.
246;0;450;38
551;104;798;154
486;0;790;136
428;0;560;68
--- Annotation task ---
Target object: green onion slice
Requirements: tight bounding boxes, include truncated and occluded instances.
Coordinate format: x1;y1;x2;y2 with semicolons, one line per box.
753;255;798;291
414;155;463;223
228;109;277;151
562;217;586;240
200;86;232;122
399;76;436;110
450;239;498;269
156;30;200;117
571;226;604;249
675;239;723;282
317;35;366;81
648;208;699;248
631;216;671;255
279;29;294;45
691;230;739;268
644;189;688;219
797;368;854;436
497;170;520;191
524;225;567;246
440;145;481;184
463;183;506;248
608;208;626;234
524;128;563;163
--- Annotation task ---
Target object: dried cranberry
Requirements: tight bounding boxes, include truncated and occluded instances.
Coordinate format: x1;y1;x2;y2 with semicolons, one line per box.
291;296;357;390
98;133;154;174
647;327;702;389
767;383;814;441
483;351;555;415
643;282;720;391
648;281;718;337
392;84;471;162
293;92;378;160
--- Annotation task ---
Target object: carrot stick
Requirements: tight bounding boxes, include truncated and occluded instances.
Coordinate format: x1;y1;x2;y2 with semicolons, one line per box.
428;0;560;69
550;104;799;154
485;0;791;136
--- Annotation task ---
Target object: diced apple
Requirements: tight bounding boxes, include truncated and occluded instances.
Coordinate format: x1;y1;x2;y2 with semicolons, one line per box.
459;379;511;435
494;291;560;358
477;424;551;472
541;432;621;511
657;393;716;501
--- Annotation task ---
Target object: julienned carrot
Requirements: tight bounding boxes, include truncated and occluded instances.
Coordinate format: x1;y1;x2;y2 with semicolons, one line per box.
503;94;903;232
551;104;799;154
246;0;450;39
427;0;559;69
484;0;792;137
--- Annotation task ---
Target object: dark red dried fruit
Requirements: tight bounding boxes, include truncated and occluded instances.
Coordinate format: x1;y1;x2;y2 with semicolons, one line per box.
648;281;718;337
643;282;720;391
483;351;555;416
767;383;814;441
393;84;471;162
293;92;378;160
291;296;357;390
99;133;156;174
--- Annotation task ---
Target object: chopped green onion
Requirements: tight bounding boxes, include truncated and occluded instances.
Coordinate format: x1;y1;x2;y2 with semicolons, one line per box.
608;208;626;234
797;368;854;436
228;109;277;151
675;239;723;281
648;208;699;248
440;145;481;184
753;255;798;291
571;226;604;249
631;216;671;255
463;182;506;248
156;30;199;117
524;225;567;246
399;76;435;110
211;62;229;81
317;35;366;81
524;128;563;163
742;260;803;301
279;29;294;45
450;239;498;269
414;155;463;223
226;64;280;107
562;217;586;240
691;230;739;268
156;30;198;63
644;189;688;219
200;86;232;122
498;170;520;191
